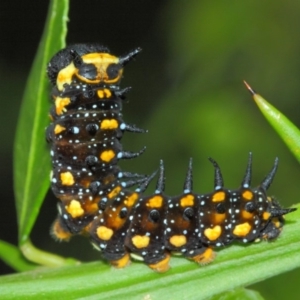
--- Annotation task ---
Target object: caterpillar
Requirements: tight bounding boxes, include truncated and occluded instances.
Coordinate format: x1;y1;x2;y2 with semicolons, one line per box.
46;43;296;272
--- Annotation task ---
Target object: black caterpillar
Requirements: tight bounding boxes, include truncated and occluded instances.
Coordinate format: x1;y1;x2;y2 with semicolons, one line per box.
46;44;296;272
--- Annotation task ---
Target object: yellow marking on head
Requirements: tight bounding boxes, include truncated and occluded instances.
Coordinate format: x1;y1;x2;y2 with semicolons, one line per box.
96;225;114;241
110;253;130;268
66;200;84;218
233;222;251;237
54;124;66;134
74;53;123;84
242;190;253;200
60;171;75;186
124;193;139;207
190;247;215;265
146;196;163;208
169;235;187;248
263;211;271;220
100;150;115;162
148;253;170;273
55;97;71;115
56;63;77;90
242;210;254;219
212;213;226;224
104;88;112;98
97;90;105;98
212;191;225;202
108;186;121;199
180;195;194;207
204;225;222;241
132;235;150;249
100;119;119;130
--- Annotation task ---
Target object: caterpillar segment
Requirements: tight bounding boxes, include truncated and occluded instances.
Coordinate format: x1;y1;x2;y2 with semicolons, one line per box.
47;44;296;271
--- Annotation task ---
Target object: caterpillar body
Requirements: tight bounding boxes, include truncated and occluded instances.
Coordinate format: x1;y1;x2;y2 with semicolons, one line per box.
46;44;296;272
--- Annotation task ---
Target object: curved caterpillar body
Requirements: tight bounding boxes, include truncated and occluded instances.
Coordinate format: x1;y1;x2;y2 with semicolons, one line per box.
46;44;296;272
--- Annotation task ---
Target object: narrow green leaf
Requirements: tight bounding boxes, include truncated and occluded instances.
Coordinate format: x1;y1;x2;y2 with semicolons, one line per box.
0;205;298;299
245;82;300;163
0;240;37;272
209;288;264;300
13;0;69;245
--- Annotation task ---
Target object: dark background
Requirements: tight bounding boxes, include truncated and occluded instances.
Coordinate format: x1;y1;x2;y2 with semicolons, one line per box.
1;1;300;298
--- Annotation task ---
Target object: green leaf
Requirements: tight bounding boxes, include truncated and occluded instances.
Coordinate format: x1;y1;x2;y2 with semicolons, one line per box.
209;288;264;300
13;0;69;245
0;240;37;272
0;204;299;299
245;82;300;163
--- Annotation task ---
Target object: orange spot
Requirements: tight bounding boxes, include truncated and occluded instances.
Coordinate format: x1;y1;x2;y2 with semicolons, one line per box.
212;191;225;202
146;196;163;208
54;124;66;134
97;90;105;98
60;171;75;186
233;222;251;237
103;88;112;98
242;190;253;201
212;213;226;224
66;200;84;218
190;247;215;265
96;226;114;240
132;235;150;249
263;212;271;220
148;254;170;273
169;235;187;247
55;97;71;115
111;253;130;268
242;210;254;219
180;195;194;207
100;150;115;162
108;186;121;199
100;119;119;130
204;225;222;241
124;193;139;207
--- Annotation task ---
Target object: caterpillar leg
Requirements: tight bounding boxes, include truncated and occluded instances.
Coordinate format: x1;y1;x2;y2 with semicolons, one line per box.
186;247;215;265
147;253;171;273
51;217;73;241
110;253;131;268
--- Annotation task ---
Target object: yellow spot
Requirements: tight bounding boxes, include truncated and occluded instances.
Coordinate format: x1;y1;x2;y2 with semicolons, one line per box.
60;171;75;186
111;253;130;268
55;97;71;115
54;124;66;134
180;195;194;207
132;235;150;249
146;196;163;209
212;213;226;224
242;190;253;200
273;219;281;228
263;211;271;220
169;235;187;247
56;63;77;90
190;247;215;265
148;254;170;273
242;210;254;219
124;193;139;207
66;200;84;218
96;225;114;240
97;89;112;99
204;225;222;241
100;150;115;162
212;191;225;202
100;119;119;130
108;186;121;199
233;222;251;237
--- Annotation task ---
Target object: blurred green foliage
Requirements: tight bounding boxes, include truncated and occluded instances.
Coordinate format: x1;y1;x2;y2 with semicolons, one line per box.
1;0;300;299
